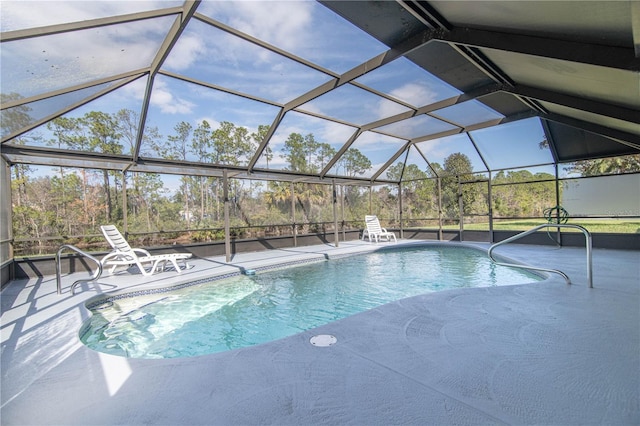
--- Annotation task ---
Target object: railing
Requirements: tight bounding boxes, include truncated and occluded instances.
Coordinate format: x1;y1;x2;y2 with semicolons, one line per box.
55;244;103;295
488;224;593;288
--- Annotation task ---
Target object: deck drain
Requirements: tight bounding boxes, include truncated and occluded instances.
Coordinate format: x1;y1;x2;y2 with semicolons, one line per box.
310;334;337;347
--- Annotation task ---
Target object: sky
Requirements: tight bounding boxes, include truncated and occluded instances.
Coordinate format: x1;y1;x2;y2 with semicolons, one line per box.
1;0;560;184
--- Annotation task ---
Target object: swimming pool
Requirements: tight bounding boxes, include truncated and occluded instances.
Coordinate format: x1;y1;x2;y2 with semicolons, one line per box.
80;244;543;358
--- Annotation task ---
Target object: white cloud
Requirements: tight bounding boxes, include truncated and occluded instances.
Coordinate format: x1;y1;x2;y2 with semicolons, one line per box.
1;1;177;31
164;34;206;71
415;137;451;160
389;82;439;108
373;81;441;120
317;122;356;148
220;1;313;52
193;116;221;131
374;98;412;121
150;79;194;114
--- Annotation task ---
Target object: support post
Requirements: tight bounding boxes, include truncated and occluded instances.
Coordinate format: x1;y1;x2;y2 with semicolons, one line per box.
122;171;128;235
332;180;339;247
291;182;297;247
340;185;346;241
437;177;443;241
398;182;403;239
488;171;494;244
458;176;464;241
554;163;562;246
223;170;231;263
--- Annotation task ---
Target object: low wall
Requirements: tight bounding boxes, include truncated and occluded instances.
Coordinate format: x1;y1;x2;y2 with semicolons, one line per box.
7;230;362;282
4;229;638;283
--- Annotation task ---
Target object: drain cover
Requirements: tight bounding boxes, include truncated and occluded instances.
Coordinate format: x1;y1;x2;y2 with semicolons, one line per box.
310;334;337;347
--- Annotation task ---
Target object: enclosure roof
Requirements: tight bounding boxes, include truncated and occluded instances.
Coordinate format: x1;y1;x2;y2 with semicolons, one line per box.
1;0;639;184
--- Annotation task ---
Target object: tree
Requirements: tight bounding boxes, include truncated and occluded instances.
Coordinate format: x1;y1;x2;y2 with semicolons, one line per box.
81;111;123;223
492;171;556;218
115;108;161;157
127;172;165;232
153;122;193;222
565;155;640;176
386;163;437;220
338;148;371;177
251;125;272;167
192;120;213;223
282;132;309;173
441;153;476;217
316;143;336;171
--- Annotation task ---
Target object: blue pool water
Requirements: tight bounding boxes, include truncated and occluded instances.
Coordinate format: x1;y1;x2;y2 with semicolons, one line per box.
81;245;543;358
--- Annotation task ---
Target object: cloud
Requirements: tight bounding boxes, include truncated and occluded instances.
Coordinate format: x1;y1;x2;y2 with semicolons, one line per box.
150;79;194;114
216;1;313;52
0;1;175;31
163;34;206;71
390;82;440;107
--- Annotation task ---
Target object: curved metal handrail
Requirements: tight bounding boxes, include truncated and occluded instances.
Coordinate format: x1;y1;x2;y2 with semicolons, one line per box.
56;244;103;295
488;224;593;288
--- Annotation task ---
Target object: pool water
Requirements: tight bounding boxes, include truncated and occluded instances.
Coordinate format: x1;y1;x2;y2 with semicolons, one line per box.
81;245;542;358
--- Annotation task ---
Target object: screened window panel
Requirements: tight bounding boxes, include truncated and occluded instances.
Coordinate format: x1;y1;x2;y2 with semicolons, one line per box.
0;1;182;32
10;79;149;154
354;57;462;107
492;165;557;183
470;117;554;170
297;83;411;126
254;111;356;172
561;174;640;217
197;1;389;74
326;131;406;179
369;184;399;223
492;180;556;218
375;114;459;140
144;74;281;165
1;16;175;99
462;180;489;216
234;179;284;228
414;133;488;175
1;79;123;140
557;154;640;178
431;100;504;127
163;19;333;104
341;185;370;223
401;145;436;179
378;158;407;182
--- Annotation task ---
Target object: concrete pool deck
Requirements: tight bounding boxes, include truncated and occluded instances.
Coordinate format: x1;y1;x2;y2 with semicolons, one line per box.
1;240;638;425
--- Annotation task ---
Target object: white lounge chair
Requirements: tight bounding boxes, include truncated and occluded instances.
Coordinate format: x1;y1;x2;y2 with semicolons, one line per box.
100;225;192;276
362;215;397;243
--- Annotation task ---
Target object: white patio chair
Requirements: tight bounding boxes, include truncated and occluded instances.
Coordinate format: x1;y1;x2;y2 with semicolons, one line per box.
362;215;397;243
100;225;192;276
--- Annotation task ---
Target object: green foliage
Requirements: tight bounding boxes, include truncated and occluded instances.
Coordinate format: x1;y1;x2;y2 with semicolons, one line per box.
10;109;636;256
440;153;475;217
565;155;640;176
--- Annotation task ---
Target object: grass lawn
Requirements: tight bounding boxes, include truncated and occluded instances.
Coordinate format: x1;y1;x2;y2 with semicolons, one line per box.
443;219;640;233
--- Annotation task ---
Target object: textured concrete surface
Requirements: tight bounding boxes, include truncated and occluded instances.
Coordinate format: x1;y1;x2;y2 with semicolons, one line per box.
1;240;638;425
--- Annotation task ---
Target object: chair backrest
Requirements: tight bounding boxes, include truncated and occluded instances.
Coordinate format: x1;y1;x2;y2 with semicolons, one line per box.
100;225;133;253
365;215;383;234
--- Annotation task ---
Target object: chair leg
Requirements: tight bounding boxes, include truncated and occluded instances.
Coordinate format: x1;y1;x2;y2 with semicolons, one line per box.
137;260;155;276
169;258;182;273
